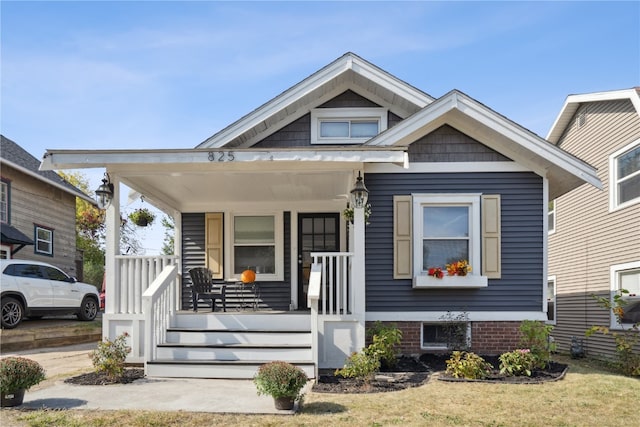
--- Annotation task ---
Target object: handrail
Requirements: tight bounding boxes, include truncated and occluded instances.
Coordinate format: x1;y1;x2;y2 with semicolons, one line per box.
142;264;179;370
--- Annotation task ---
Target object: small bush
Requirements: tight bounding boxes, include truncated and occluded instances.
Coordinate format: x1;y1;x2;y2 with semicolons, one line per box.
499;349;537;377
365;321;403;369
335;351;380;381
0;357;46;393
254;361;308;400
91;332;131;381
445;351;493;379
519;320;555;369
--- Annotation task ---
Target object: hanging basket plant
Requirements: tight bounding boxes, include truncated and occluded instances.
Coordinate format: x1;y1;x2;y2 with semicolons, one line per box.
128;208;155;227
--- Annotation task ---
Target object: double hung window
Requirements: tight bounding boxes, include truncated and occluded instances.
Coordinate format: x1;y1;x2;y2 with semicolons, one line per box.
610;140;640;210
34;226;53;256
610;262;640;328
232;214;281;280
1;180;8;224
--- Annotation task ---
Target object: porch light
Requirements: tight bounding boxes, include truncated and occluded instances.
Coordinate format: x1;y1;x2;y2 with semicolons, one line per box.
350;171;369;208
95;173;114;210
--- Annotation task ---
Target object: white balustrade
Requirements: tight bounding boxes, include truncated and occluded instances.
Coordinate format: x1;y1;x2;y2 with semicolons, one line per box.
311;252;353;316
143;264;179;364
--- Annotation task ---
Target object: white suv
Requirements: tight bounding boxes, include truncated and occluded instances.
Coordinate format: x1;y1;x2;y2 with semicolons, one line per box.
0;259;100;329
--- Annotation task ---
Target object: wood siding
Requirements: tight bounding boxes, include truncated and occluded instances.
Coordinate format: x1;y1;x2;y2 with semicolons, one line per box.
365;172;544;312
1;164;77;276
180;212;291;311
549;98;640;359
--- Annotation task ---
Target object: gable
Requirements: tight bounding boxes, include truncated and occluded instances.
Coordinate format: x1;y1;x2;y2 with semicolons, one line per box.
408;125;511;162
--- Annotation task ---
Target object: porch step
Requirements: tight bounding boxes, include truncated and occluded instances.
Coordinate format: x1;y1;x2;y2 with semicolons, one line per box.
147;312;315;379
146;359;315;379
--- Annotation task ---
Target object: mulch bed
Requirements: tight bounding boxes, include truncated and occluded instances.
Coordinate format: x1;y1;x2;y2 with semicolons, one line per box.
313;353;568;393
64;368;145;385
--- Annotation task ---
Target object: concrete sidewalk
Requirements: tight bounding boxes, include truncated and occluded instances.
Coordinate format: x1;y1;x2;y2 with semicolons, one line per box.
3;343;305;414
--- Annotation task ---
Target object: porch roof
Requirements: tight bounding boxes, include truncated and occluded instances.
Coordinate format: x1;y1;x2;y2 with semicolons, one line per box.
41;147;406;212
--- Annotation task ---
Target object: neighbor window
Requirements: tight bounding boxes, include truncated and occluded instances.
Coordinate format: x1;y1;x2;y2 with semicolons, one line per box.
232;214;282;279
0;180;9;224
0;245;9;259
311;108;387;144
34;225;53;256
610;261;640;328
548;200;556;234
422;322;470;350
610;140;640;210
413;194;481;280
547;276;556;324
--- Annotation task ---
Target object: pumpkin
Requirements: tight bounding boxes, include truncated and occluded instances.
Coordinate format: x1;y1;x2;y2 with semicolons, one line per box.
241;269;256;284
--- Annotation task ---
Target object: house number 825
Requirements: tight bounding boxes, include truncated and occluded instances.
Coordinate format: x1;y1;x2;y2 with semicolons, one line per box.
208;151;235;162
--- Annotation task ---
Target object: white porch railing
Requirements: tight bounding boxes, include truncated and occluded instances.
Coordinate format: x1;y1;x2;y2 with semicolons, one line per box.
311;252;353;315
113;255;179;314
142;264;179;366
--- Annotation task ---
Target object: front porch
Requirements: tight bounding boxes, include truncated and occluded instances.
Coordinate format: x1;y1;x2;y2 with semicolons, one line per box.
104;244;366;379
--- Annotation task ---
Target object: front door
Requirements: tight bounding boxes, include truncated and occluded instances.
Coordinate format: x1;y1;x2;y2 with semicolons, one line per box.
298;213;340;309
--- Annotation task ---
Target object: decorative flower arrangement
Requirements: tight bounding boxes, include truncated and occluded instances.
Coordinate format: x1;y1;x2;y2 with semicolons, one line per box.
427;267;444;279
0;357;46;394
343;203;372;225
128;208;155;227
446;260;472;277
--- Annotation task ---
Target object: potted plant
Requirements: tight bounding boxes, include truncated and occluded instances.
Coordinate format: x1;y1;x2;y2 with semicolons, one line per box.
253;361;309;410
128;208;155;227
342;203;372;225
0;356;46;407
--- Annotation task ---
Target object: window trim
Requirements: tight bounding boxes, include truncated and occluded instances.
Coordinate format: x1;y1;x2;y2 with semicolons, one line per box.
548;199;556;235
609;139;640;211
609;261;640;329
230;212;283;281
34;225;54;256
412;193;487;288
547;276;556;325
310;107;387;145
0;179;10;224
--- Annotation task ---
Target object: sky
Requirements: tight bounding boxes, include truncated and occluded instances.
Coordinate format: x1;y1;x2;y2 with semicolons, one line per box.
2;0;639;253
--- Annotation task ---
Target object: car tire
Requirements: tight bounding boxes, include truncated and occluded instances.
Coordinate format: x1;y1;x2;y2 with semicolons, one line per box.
1;297;23;329
78;296;98;321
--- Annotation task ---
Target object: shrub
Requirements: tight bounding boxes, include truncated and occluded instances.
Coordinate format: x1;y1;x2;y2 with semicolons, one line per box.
335;351;380;382
445;351;493;380
586;290;640;377
519;320;555;369
440;311;470;351
365;321;403;369
91;332;131;381
253;361;309;400
0;357;46;393
499;349;537;377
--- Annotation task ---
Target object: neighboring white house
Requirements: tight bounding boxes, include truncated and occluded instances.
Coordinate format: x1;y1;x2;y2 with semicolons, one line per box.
41;53;601;377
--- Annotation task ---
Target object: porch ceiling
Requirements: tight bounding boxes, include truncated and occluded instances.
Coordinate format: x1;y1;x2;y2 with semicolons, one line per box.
119;166;356;212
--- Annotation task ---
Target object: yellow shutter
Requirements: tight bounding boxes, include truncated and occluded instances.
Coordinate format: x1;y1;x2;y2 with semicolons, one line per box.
205;213;224;279
393;195;413;279
481;195;501;279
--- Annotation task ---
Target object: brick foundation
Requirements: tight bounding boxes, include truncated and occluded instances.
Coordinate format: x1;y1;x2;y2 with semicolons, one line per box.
366;320;522;356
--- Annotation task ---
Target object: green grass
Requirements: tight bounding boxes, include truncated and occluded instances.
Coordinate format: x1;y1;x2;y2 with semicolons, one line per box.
1;355;638;427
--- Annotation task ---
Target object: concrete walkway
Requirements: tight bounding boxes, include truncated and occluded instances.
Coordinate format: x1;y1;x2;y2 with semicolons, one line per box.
3;343;306;414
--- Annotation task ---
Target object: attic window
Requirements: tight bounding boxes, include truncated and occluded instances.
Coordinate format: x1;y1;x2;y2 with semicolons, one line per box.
311;108;387;144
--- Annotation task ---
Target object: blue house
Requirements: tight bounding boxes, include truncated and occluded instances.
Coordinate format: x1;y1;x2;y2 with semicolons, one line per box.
42;53;601;378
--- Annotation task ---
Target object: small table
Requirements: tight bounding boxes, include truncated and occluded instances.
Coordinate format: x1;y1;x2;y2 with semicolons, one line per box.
228;279;260;311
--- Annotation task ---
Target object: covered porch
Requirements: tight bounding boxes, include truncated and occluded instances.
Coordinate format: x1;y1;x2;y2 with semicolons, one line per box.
42;147;401;376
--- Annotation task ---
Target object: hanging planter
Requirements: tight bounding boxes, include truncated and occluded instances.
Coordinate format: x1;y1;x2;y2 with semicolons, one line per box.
128;208;155;227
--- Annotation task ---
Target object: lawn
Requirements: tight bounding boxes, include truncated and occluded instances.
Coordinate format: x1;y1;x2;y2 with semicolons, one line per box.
1;355;638;427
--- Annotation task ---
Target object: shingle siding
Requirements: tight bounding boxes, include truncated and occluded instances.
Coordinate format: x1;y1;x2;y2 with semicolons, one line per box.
365;172;544;312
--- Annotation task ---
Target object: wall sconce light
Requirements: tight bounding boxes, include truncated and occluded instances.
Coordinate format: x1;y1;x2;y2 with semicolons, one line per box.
350;171;369;209
95;173;114;210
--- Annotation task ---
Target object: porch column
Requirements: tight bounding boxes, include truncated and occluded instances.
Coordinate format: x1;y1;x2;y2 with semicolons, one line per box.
352;205;366;350
104;174;121;315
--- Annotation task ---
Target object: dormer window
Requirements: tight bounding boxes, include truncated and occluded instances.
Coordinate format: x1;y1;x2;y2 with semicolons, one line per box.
311;107;387;144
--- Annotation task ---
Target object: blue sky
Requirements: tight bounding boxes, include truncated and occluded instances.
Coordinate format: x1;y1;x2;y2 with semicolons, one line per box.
2;0;639;253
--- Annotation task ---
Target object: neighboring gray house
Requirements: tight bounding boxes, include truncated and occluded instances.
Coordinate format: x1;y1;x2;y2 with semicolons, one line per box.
42;53;601;377
547;88;640;360
0;135;93;276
